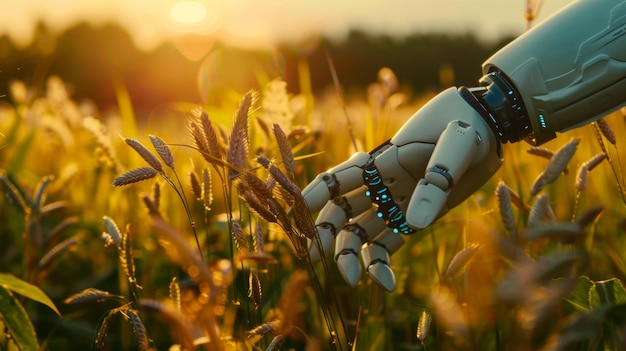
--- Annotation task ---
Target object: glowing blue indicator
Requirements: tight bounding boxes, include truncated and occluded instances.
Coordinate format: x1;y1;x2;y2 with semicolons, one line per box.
539;114;547;128
362;163;415;235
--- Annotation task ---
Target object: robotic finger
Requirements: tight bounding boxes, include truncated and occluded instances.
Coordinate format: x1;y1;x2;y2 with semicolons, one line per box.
361;230;405;292
334;209;388;286
307;187;372;261
302;152;371;213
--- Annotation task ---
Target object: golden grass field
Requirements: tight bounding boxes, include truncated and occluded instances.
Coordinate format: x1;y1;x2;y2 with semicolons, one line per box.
1;68;626;351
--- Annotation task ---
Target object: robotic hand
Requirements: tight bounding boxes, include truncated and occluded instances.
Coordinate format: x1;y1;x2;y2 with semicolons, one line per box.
302;0;626;292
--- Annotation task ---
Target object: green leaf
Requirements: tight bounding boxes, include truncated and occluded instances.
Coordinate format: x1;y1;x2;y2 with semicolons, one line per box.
589;278;626;308
565;276;594;311
0;273;60;315
0;286;40;351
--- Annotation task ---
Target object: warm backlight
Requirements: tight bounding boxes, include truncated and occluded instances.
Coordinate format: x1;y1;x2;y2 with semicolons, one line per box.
170;1;207;24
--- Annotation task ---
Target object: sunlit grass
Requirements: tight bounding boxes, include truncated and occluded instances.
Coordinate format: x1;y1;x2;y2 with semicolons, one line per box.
1;70;625;350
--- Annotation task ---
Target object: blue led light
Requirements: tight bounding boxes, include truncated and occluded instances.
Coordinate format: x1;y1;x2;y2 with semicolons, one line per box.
539;114;547;128
362;163;416;235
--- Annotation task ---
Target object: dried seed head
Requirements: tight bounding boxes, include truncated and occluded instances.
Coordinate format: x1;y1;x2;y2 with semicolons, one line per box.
248;320;280;337
202;168;213;211
527;146;553;159
273;123;295;177
112;167;158;186
0;171;28;214
582;153;606;171
149;134;174;169
576;205;605;229
416;310;432;343
169;277;181;311
198;110;225;160
248;268;262;309
125;309;149;351
445;243;480;278
103;216;122;246
189;171;202;200
119;225;136;282
496;182;516;235
64;288;122;304
575;165;589;191
188;121;211;162
253;223;265;253
524;222;584;243
528;194;550;227
38;236;78;270
232;221;249;252
595;118;616;145
95;311;114;349
530;138;579;196
227;91;256;179
124;137;163;173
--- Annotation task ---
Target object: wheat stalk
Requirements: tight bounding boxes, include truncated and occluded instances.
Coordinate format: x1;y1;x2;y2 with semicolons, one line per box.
496;182;516;236
169;277;181;311
202;168;213;211
95;310;115;349
575;165;589;191
248;319;280;338
227;91;255;179
583;153;606;171
248;268;262;309
64;288;123;304
125;308;149;351
253;222;265;253
272;123;295;177
124;137;163;173
0;171;28;214
416;310;432;345
445;243;480;278
119;224;136;283
189;171;202;200
32;175;53;211
112;167;158;186
197;109;225;160
103;216;122;246
149;134;174;169
37;236;78;270
595;118;616;145
530;138;579;196
576;205;605;229
231;220;250;252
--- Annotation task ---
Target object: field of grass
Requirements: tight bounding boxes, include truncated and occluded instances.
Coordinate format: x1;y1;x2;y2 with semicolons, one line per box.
1;69;626;351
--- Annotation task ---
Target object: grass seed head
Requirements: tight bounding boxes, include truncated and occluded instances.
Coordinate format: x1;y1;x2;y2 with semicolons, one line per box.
124;137;163;173
112;167;158;187
595;118;616;145
496;182;516;235
530;138;579;196
148;134;174;169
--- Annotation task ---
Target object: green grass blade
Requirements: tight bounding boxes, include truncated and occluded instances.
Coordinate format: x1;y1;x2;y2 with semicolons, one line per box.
0;286;40;351
0;273;60;315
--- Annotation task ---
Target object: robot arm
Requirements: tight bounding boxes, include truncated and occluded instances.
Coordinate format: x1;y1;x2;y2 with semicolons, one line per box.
302;0;626;291
477;0;626;145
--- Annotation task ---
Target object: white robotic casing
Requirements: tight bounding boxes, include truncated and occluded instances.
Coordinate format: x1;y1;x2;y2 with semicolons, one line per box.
484;0;626;145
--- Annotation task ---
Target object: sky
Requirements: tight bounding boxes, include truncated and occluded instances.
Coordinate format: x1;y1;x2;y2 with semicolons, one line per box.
0;0;574;50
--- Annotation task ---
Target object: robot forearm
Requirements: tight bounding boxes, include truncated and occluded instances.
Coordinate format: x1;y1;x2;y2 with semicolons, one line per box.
473;0;626;145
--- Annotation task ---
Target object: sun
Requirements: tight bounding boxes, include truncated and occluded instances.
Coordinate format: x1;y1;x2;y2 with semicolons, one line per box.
170;1;208;24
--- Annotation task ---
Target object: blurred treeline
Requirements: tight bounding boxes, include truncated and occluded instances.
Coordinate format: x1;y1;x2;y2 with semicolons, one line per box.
0;21;515;117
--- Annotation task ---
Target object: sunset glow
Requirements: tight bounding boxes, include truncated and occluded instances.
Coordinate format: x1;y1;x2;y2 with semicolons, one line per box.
170;1;207;24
